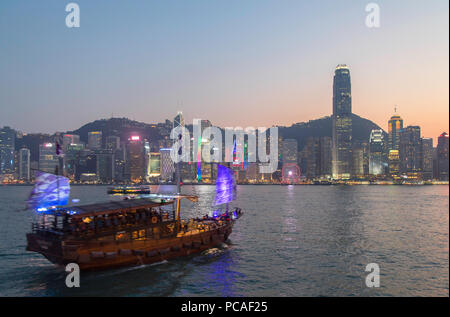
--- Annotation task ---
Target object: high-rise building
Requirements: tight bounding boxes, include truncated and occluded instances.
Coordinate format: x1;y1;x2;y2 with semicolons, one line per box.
388;150;400;179
352;146;364;178
147;152;161;179
281;139;300;183
106;136;120;151
160;148;175;182
63;134;80;150
369;129;385;176
96;149;114;183
303;138;318;179
114;146;126;182
300;137;332;179
64;143;85;179
173;112;185;187
18;148;30;181
421;138;433;180
0;126;16;175
332;65;353;179
399;126;422;177
126;135;145;182
88;131;102;150
437;132;449;181
388;112;403;151
39;143;59;173
75;149;97;181
319;136;332;177
282;139;298;164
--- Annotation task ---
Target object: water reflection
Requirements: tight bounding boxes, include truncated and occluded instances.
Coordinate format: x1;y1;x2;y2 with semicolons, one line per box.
0;185;448;296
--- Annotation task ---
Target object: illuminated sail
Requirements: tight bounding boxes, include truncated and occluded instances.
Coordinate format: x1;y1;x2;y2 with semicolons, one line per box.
214;165;236;206
27;172;70;209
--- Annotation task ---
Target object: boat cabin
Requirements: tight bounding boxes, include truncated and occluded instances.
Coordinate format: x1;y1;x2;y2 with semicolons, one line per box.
31;198;181;242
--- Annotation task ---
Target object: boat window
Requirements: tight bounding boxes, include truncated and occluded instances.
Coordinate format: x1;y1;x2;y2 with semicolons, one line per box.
115;231;129;241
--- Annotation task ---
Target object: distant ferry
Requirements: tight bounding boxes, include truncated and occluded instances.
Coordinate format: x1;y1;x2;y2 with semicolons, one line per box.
25;165;242;271
107;185;151;195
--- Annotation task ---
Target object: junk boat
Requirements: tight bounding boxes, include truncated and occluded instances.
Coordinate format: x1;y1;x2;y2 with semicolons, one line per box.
26;165;242;271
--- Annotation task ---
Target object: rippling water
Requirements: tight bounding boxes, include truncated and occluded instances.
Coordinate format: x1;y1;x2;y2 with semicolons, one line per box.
0;185;448;296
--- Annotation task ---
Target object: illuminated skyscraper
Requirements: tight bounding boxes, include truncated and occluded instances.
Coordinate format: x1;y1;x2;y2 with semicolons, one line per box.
160;148;175;182
147;152;161;179
300;137;332;179
0;126;16;175
282;139;298;164
437;132;449;181
63;134;80;150
388;150;400;179
64;143;85;179
352;146;364;178
369;129;384;176
39;143;59;173
280;139;299;183
332;65;352;179
399;126;422;176
421;138;433;180
388;111;403;151
88;131;102;150
18;148;30;181
96;149;114;183
126;135;145;182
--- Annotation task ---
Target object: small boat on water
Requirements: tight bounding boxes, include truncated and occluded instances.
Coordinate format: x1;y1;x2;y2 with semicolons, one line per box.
26;165;242;271
107;185;151;195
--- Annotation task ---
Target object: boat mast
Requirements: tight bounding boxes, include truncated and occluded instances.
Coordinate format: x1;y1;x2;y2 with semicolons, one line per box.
174;112;184;231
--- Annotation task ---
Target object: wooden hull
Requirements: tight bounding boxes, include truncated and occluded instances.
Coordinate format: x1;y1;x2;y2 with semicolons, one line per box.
26;223;233;271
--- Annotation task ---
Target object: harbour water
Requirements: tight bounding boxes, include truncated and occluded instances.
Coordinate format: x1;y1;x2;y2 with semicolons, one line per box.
0;185;448;296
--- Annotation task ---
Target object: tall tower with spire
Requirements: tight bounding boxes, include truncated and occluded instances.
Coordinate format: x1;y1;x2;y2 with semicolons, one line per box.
388;107;403;151
332;64;353;179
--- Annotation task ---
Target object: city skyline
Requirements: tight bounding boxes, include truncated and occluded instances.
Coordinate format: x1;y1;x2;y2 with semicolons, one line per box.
0;1;448;142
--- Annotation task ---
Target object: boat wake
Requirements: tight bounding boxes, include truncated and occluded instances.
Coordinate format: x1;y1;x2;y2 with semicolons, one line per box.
92;260;169;278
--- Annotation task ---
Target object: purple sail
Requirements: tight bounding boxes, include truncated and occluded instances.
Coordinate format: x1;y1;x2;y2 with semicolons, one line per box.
214;165;236;206
27;172;70;209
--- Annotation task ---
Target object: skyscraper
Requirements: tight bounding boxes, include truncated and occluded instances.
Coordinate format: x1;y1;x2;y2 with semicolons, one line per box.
160;148;175;182
437;132;449;181
126;135;145;182
388;112;403;151
96;149;114;183
63;134;80;150
369;129;385;176
39;143;59;173
332;65;352;179
352;146;364;178
282;139;298;164
88;131;102;150
399;126;422;177
421;138;433;180
0;126;16;175
147;152;161;180
281;139;300;183
106;136;120;151
299;136;332;180
388;150;400;179
18;148;30;181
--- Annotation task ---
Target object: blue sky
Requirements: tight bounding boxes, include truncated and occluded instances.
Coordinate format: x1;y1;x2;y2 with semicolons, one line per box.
0;0;448;139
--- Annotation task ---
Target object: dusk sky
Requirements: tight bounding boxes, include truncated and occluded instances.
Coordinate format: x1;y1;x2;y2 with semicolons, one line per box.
1;0;448;141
